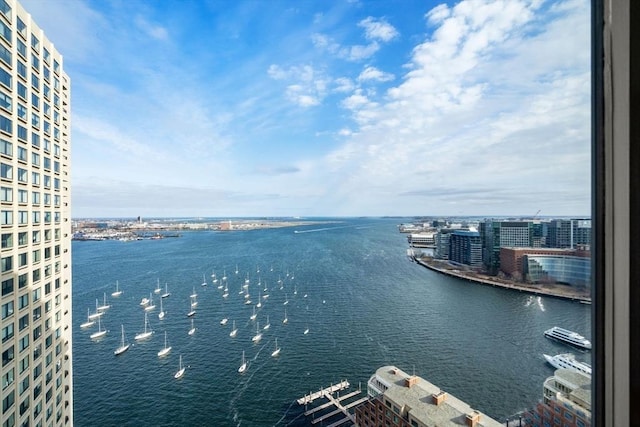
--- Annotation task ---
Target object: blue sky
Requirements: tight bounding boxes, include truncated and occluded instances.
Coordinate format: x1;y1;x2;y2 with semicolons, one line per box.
23;0;590;218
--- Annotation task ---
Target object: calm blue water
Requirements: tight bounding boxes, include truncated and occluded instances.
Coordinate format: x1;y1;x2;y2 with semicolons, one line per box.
71;218;591;426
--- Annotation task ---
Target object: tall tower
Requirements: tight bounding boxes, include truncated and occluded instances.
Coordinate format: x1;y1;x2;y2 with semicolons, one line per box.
0;1;73;426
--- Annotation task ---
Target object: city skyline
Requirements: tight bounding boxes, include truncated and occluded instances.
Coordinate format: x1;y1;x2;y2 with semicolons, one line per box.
24;0;591;218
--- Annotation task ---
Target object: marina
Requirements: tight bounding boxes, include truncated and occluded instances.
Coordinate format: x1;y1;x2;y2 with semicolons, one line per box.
72;218;591;426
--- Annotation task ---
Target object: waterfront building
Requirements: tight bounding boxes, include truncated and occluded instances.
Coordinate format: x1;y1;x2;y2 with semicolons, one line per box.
547;219;591;249
524;368;591;427
0;1;73;426
500;247;591;287
448;229;482;267
407;231;435;248
434;228;454;260
354;365;501;427
480;220;536;274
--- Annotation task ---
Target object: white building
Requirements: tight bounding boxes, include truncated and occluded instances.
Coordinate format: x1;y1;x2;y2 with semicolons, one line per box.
0;1;73;425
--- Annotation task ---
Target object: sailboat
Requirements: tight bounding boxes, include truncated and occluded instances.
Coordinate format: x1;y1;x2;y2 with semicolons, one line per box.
263;315;270;330
283;308;288;324
161;283;171;298
303;326;309;335
154;279;161;294
256;291;262;308
114;325;130;355
222;270;227;281
188;318;196;335
97;293;110;311
190;286;197;298
211;270;217;284
229;320;238;337
158;331;172;357
80;308;95;328
190;295;198;308
252;322;262;342
271;338;281;357
238;351;247;373
144;293;155;311
158;297;165;320
90;317;107;340
88;300;103;320
220;316;228;325
201;274;207;287
235;264;239;275
111;280;123;297
174;355;185;379
186;299;196;317
250;306;257;321
294;285;298;295
283;293;289;305
134;312;153;341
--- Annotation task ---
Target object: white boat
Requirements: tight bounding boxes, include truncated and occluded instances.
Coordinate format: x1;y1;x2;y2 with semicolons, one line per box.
250;306;257;321
88;300;104;320
97;292;111;311
543;353;592;375
158;298;165;320
154;279;161;294
190;287;197;299
135;312;153;341
245;273;250;284
80;308;95;329
220;317;228;326
294;285;297;295
174;355;185;379
114;325;130;355
271;338;281;357
222;270;227;281
283;294;289;305
188;318;196;335
201;274;207;287
140;296;149;306
229;320;238;338
283;309;288;324
161;283;171;298
90;317;107;340
235;264;239;275
144;293;156;311
238;351;247;373
111;280;123;297
263;315;270;330
158;331;171;357
303;326;309;335
544;326;591;350
190;295;198;308
252;322;262;342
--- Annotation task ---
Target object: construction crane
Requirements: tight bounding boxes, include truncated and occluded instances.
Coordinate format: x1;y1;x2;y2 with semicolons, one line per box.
532;209;541;219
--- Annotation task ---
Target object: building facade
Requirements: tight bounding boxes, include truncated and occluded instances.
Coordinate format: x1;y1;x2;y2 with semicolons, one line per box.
0;1;73;426
355;366;502;427
547;219;591;249
500;247;591;287
480;220;535;274
524;369;591;427
449;230;482;267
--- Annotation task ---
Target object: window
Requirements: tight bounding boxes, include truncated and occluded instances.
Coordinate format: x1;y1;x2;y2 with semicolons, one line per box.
16;38;25;57
32;171;39;185
16;146;26;161
31;93;39;110
32;152;40;167
31;73;39;91
17;189;26;203
0;67;9;88
17;211;27;225
0;44;10;66
0;232;10;248
17;233;26;246
16;103;26;120
0;138;9;156
0;186;10;202
17;252;26;267
1;323;13;343
16;168;26;183
0;1;10;21
16;81;25;100
0;162;10;179
0;210;10;225
31;34;39;50
16;17;24;38
0;255;11;272
1;344;13;367
0;114;10;134
32;191;40;205
16;124;26;141
1;300;13;319
1;368;13;391
0;90;10;111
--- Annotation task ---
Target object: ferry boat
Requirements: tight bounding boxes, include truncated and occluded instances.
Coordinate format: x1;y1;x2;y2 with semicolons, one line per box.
544;326;591;350
543;353;592;376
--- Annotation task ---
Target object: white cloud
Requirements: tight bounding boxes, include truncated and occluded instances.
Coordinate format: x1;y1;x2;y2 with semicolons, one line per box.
357;66;394;82
135;16;169;41
358;17;399;42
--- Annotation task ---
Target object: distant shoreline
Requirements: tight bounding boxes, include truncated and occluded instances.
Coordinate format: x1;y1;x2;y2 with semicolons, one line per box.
413;256;592;303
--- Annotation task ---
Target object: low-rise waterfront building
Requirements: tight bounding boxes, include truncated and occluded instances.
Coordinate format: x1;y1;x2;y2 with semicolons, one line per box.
407;232;436;248
500;247;591;287
354;365;502;427
524;368;591;427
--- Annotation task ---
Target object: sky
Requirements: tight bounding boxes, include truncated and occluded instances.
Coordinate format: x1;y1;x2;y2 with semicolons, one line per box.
22;0;591;218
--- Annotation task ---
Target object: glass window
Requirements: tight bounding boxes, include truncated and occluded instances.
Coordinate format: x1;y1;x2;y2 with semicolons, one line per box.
31;132;40;148
0;90;10;111
17;103;26;120
31;93;39;109
0;255;11;272
0;162;10;179
43;66;49;82
1;323;14;343
17;189;26;203
31;152;40;167
17;233;26;246
0;1;10;21
0;43;10;66
53;60;59;73
0;114;11;134
16;168;26;183
16;38;25;57
1;301;13;319
30;34;39;50
0;232;10;248
16;17;24;38
16;81;26;99
0;209;10;225
32;210;40;224
16;146;26;161
1;277;12;295
0;138;9;156
0;67;9;88
0;186;10;202
31;73;39;90
32;171;39;185
16;125;26;141
2;344;14;367
17;252;26;267
17;210;27;224
31;113;40;129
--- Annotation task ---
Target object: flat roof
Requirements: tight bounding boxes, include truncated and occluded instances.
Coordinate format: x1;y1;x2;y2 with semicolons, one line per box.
374;366;502;427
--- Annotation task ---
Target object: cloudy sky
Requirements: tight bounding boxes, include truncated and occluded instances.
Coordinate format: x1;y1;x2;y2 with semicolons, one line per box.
23;0;590;218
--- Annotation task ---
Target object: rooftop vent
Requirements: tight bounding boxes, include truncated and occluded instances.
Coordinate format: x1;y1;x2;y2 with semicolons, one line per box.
405;376;419;388
432;391;447;406
466;410;481;427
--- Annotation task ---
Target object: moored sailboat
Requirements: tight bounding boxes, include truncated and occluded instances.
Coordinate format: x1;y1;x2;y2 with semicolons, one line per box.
157;331;171;357
238;351;247;373
111;280;123;297
271;338;281;357
174;355;185;379
90;317;107;340
114;325;130;355
134;312;153;341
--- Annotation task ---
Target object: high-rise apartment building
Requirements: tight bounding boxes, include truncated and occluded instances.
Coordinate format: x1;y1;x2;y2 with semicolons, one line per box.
0;1;72;426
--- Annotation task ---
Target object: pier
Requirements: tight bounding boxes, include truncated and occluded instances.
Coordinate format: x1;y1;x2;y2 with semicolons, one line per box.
297;381;366;426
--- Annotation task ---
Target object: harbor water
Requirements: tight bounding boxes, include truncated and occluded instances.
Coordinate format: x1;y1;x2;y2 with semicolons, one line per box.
71;218;591;426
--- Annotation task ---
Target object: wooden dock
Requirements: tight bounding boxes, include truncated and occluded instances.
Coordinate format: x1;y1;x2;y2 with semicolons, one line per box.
297;380;366;426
